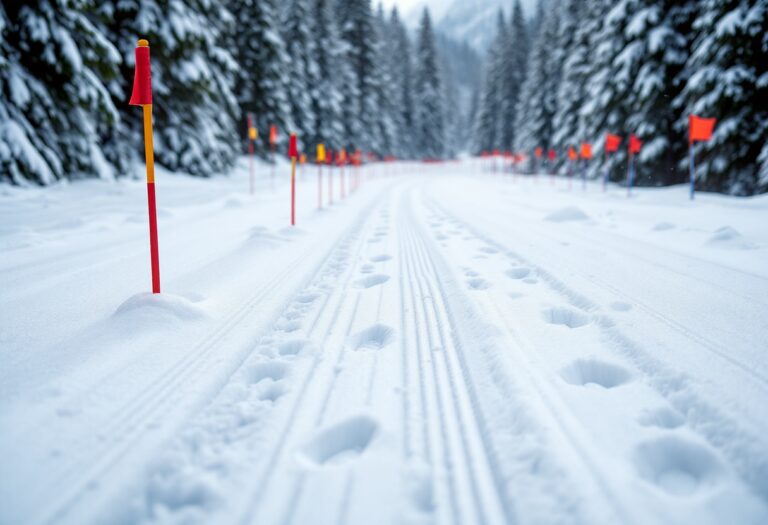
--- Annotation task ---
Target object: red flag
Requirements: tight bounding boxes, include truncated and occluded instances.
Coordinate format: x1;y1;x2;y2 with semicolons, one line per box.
580;143;593;160
493;149;500;157
547;150;556;161
568;147;578;161
326;149;333;166
288;133;298;158
605;134;622;153
689;115;716;144
535;147;543;158
629;134;642;155
270;125;278;146
129;40;152;106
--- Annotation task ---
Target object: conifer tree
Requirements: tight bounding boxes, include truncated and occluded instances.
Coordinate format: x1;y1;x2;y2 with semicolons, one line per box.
229;0;290;157
388;8;415;158
497;0;529;152
473;11;506;153
310;0;345;151
283;0;319;148
679;0;768;194
413;9;444;158
0;0;121;184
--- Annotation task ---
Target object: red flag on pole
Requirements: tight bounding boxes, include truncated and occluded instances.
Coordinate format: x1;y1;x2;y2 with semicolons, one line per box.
547;150;556;161
270;125;278;146
129;41;152;106
689;115;716;144
535;147;543;158
629;134;642;154
605;134;622;153
568;147;578;161
580;143;593;160
288;133;298;158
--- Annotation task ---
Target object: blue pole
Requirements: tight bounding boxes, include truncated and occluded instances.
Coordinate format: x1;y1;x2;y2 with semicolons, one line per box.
627;154;635;198
689;143;696;201
581;159;587;191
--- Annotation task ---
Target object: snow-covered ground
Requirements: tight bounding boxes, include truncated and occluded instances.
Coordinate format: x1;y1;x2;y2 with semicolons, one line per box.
2;160;767;524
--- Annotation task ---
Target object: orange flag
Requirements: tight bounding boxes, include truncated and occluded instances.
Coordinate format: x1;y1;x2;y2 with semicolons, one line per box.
535;147;543;158
605;134;622;153
689;115;716;144
270;125;278;146
580;143;593;160
568;147;578;161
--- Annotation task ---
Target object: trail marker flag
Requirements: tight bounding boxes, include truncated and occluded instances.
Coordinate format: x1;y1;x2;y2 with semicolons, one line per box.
629;134;642;154
688;115;716;200
605;134;621;153
535;147;543;158
568;147;578;161
289;133;298;225
270;125;278;146
603;134;621;191
580;143;593;160
246;114;257;195
129;39;160;294
689;115;716;145
317;143;326;163
547;150;556;161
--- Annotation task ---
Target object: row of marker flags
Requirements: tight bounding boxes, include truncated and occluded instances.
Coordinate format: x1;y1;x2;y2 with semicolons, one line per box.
482;115;716;200
129;39;716;295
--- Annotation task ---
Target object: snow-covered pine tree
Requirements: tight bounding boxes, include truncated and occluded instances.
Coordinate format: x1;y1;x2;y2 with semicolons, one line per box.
551;0;600;174
472;11;507;154
337;0;380;152
580;0;633;183
413;9;445;159
388;8;415;158
98;0;240;175
1;0;121;185
548;0;580;169
310;0;346;152
514;0;560;161
228;0;290;157
679;0;768;194
283;0;319;149
372;4;398;157
620;0;694;187
497;0;529;153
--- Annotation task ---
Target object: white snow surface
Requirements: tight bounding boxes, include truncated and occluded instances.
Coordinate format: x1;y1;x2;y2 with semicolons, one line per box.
1;160;768;524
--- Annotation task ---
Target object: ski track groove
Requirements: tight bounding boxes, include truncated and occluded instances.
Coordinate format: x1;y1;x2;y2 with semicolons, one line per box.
401;187;512;525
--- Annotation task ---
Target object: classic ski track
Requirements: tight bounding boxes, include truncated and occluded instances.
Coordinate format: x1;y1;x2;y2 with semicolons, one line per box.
451;201;768;392
37;194;382;525
400;187;510;524
427;198;768;502
237;191;387;525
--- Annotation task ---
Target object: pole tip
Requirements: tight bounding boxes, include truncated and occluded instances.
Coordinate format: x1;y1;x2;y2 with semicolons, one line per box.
137;39;149;48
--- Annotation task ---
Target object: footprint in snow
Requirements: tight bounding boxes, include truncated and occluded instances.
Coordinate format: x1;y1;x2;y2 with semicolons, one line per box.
638;407;685;429
542;307;590;328
467;278;490;290
505;267;531;279
349;324;395;351
370;254;392;263
633;436;725;497
559;358;632;389
354;274;390;289
298;415;379;466
249;361;288;384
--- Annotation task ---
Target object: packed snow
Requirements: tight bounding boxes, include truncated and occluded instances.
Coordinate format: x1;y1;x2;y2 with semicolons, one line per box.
1;160;768;524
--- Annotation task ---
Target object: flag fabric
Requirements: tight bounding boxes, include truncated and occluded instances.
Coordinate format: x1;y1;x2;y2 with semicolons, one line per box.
605;134;622;153
548;150;556;161
270;125;278;145
689;115;716;144
535;147;543;158
580;143;593;160
317;144;326;163
129;40;152;106
629;134;642;154
568;147;578;161
288;133;298;158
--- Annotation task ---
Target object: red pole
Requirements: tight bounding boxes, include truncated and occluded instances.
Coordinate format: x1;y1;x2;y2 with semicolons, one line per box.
291;157;296;225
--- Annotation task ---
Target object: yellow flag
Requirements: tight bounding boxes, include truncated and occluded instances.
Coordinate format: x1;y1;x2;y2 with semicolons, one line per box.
317;143;326;163
249;127;258;140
